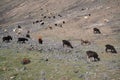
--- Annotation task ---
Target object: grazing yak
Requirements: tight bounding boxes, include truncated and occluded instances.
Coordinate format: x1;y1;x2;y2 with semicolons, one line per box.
93;28;101;34
21;58;31;65
18;25;21;28
26;34;30;38
27;30;30;34
38;38;43;44
86;50;100;62
33;20;41;24
17;37;28;43
43;16;47;19
55;24;58;26
2;35;12;42
53;16;56;19
105;44;117;53
58;14;62;17
81;39;91;45
62;40;73;48
48;26;52;30
63;21;65;24
41;22;44;25
45;26;53;30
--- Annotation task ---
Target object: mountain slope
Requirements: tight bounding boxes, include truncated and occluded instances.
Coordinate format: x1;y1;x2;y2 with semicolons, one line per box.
0;0;119;26
0;0;120;80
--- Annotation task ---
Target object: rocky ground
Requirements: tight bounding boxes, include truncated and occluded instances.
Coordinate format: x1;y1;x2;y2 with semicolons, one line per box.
0;0;120;80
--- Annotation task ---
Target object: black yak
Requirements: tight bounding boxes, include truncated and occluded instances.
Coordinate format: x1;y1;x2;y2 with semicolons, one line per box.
58;14;62;17
93;28;101;34
86;50;100;62
53;16;56;19
63;21;65;24
55;24;57;26
18;25;21;28
2;35;12;42
38;38;43;44
105;44;117;53
26;34;30;38
35;20;39;23
17;37;28;43
62;40;73;48
41;22;44;25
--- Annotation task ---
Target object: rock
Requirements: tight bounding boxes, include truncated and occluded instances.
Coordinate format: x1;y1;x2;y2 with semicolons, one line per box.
78;74;84;78
104;19;109;22
84;16;89;19
41;70;46;76
41;77;46;80
73;70;79;73
45;58;48;61
20;66;27;71
10;76;16;79
2;67;7;71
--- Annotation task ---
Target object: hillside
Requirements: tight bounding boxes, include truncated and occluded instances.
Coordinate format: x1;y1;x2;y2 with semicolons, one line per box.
0;0;120;80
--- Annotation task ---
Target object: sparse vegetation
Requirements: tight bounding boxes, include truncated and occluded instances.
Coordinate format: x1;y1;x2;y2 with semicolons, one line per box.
0;0;120;80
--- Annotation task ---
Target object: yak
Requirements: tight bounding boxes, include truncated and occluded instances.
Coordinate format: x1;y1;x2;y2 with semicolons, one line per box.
81;39;91;45
26;34;31;38
21;58;31;65
38;38;43;44
2;35;12;42
105;44;117;53
17;37;28;43
86;50;100;62
93;28;101;34
62;40;73;48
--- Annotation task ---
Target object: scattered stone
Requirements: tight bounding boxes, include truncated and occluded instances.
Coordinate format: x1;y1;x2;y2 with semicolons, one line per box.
78;74;84;78
45;58;48;61
111;79;115;80
84;16;89;19
41;77;46;80
2;67;7;71
41;70;46;76
4;29;7;32
20;66;27;71
106;7;111;9
104;19;109;22
10;74;18;79
74;70;79;73
10;76;16;79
